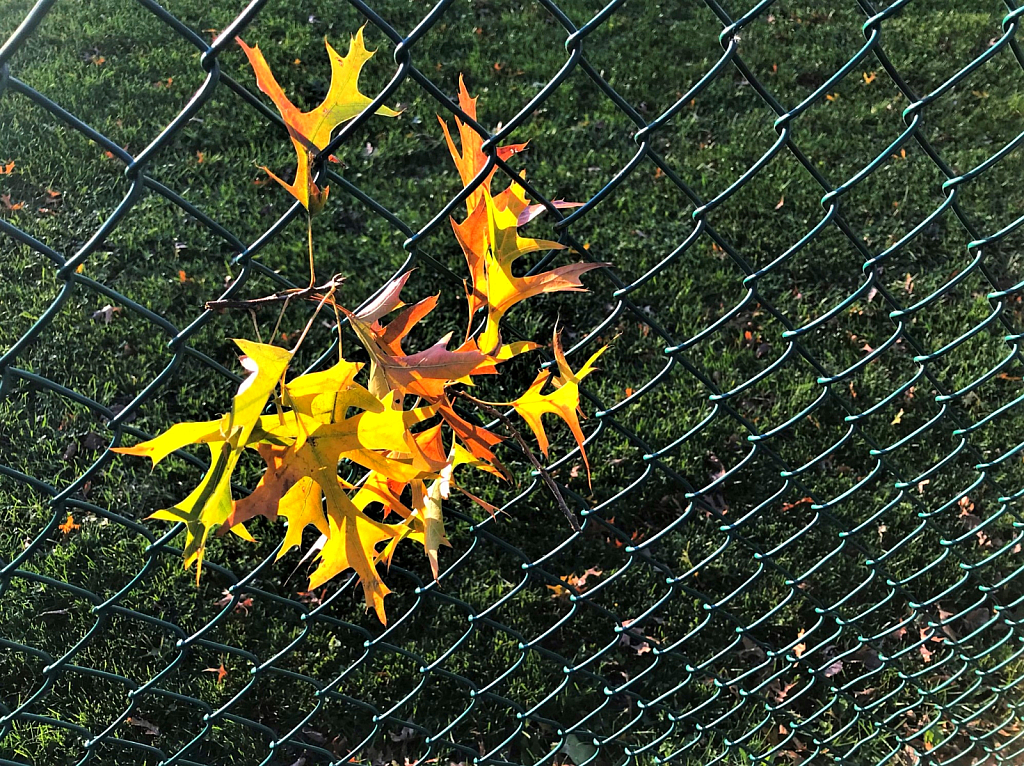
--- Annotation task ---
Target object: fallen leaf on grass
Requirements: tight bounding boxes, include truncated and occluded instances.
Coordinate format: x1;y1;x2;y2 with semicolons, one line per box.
618;619;655;655
91;305;122;324
781;497;813;513
548;566;603;598
214;589;253;615
127;716;160;736
204;663;228;683
59;513;81;535
0;161;14;174
822;659;843;678
793;629;806;658
1;193;24;210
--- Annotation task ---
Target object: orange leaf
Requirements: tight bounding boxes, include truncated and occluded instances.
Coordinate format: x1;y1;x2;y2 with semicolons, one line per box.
203;663;228;684
0;160;14;174
178;270;189;283
59;513;81;535
236;27;400;212
863;71;877;84
196;151;204;163
451;190;604;352
436;76;528;212
780;497;813;512
1;193;24;211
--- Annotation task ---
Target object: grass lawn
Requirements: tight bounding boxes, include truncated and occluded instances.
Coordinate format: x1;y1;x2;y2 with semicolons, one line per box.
5;0;1024;764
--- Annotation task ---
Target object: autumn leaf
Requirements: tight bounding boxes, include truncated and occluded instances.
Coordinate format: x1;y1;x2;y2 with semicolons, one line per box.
91;304;121;324
0;161;14;174
115;340;292;580
59;513;81;535
203;663;228;684
511;331;605;481
451;188;604;352
437;75;528;212
237;27;400;212
306;492;407;623
1;193;24;210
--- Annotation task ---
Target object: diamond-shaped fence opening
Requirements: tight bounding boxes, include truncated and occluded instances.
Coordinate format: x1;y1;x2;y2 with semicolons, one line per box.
6;0;1024;764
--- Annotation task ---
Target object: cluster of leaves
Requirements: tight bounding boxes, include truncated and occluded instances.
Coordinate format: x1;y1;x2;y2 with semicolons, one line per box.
116;28;605;623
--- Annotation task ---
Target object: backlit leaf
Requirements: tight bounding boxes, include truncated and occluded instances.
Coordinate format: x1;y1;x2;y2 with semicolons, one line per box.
237;27;400;212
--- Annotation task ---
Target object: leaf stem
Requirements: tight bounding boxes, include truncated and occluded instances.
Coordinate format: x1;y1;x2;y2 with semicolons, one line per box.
307;213;316;288
204;275;345;312
290;282;337;354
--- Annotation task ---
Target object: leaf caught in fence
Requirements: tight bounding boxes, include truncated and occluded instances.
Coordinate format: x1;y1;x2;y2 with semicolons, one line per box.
115;75;604;624
237;27;400;212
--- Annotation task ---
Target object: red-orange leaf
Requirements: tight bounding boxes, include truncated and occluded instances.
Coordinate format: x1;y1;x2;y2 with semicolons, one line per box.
437;75;528;212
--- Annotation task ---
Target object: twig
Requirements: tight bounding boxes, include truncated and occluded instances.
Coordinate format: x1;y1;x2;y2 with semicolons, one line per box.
454;389;581;533
205;275;345;312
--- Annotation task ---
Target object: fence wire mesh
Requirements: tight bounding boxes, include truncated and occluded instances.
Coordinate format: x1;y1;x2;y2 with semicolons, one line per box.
6;0;1024;764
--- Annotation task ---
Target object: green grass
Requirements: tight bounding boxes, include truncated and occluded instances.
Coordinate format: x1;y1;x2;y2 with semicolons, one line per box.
5;0;1024;764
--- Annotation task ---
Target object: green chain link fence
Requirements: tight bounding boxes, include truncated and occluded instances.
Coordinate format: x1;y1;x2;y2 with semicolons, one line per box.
6;0;1024;764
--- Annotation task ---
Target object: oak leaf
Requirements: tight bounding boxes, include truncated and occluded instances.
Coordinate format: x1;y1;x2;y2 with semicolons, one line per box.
437;75;528;212
115;340;292;580
451;190;604;352
511;331;605;481
237;27;400;212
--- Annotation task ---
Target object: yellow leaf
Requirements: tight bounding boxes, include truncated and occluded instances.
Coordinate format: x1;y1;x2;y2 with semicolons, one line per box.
120;341;291;580
113;419;223;465
237;27;401;212
422;477;449;580
307;486;404;624
512;331;605;482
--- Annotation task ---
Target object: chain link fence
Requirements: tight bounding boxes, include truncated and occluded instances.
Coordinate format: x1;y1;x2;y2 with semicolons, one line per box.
6;0;1024;764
